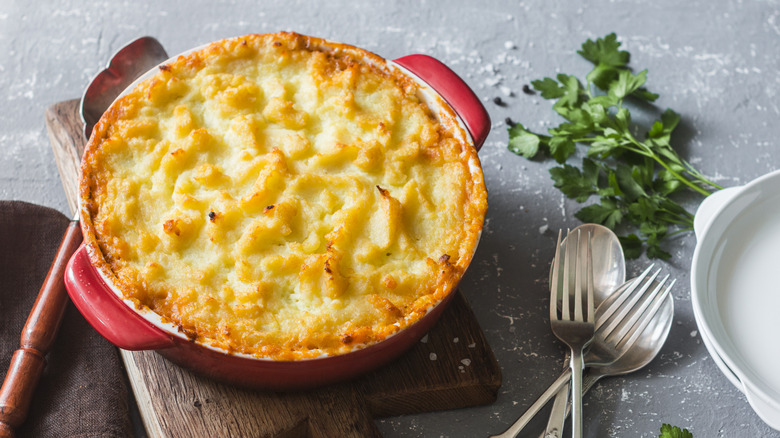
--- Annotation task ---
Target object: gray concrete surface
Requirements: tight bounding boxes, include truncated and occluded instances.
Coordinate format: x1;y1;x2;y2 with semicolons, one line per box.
2;0;779;436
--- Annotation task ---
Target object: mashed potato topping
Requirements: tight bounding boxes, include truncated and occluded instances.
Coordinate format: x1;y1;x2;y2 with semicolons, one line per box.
79;32;487;359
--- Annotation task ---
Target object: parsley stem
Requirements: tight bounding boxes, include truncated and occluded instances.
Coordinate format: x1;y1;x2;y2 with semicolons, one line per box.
683;163;724;190
625;137;714;197
571;134;719;196
669;227;694;236
660;216;694;228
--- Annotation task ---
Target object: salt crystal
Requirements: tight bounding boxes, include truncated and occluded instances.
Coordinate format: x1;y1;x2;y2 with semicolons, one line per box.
429;352;438;361
461;358;472;366
420;334;429;343
453;337;459;343
484;77;501;87
504;41;516;50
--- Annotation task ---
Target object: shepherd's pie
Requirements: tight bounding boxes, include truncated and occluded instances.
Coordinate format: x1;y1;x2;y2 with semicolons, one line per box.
79;32;487;360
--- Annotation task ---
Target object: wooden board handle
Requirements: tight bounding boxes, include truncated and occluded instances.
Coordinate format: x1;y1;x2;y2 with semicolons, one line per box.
0;221;83;436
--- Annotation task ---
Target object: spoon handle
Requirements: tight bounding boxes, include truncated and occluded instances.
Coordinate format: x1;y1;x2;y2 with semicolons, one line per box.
0;221;82;437
492;365;606;438
543;379;569;438
541;370;605;438
488;370;572;438
570;348;585;437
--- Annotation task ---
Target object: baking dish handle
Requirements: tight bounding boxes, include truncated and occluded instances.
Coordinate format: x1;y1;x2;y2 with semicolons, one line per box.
393;54;490;151
64;245;175;350
693;186;741;239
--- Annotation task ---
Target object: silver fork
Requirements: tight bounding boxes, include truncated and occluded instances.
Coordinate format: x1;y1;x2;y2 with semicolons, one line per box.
542;268;676;438
490;266;674;438
549;229;595;438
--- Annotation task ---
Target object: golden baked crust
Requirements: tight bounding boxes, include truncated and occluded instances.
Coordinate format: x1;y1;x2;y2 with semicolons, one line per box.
79;32;487;360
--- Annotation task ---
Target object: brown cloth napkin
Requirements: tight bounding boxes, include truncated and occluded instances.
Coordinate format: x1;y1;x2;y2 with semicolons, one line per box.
0;201;132;437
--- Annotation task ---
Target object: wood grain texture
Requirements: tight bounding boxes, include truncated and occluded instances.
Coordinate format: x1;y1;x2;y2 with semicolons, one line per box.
45;100;86;215
48;99;501;438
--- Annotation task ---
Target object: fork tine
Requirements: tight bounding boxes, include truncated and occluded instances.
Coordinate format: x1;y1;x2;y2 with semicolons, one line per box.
586;231;594;323
562;229;572;320
600;269;662;338
574;229;583;322
550;230;563;322
613;278;676;351
603;273;669;345
596;265;657;333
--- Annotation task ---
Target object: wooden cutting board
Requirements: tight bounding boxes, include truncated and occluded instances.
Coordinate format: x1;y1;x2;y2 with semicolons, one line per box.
45;99;501;437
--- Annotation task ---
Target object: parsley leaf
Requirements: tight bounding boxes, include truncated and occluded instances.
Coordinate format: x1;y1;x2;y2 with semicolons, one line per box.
507;123;544;158
532;77;566;99
550;163;597;202
575;198;623;229
578;33;629;68
609;69;648;100
507;33;723;258
659;423;693;438
618;234;643;259
549;136;576;163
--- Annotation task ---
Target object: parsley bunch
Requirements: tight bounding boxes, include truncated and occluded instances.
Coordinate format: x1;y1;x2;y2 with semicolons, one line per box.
508;33;722;258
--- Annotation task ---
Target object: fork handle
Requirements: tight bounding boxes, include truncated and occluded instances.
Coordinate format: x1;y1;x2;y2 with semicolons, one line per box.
570;348;585;437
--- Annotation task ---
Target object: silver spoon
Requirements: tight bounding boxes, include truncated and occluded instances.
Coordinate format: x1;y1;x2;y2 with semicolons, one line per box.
541;274;675;438
0;36;169;436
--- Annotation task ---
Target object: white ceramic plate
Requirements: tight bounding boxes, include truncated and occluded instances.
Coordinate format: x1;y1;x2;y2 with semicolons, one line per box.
691;169;780;430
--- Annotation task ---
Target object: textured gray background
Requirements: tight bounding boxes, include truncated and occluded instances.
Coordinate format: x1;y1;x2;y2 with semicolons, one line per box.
1;0;779;436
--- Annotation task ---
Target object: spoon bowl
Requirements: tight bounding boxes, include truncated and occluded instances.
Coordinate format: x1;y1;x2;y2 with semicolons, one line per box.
80;36;169;139
555;223;626;305
586;266;673;368
589;279;674;376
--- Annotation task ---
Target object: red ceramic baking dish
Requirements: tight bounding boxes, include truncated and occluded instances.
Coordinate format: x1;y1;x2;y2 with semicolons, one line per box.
64;33;490;390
